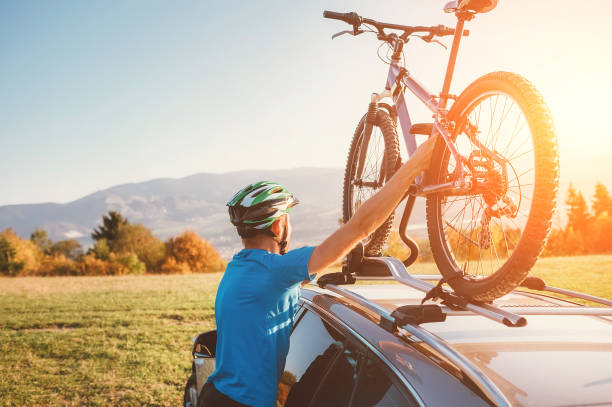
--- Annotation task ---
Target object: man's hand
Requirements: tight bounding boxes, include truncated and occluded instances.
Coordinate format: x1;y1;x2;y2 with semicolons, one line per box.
307;135;438;276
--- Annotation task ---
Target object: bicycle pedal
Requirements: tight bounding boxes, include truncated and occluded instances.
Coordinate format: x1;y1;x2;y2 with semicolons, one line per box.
410;123;434;135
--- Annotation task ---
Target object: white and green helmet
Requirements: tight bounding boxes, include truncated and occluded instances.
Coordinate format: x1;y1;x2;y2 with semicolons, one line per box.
227;181;299;231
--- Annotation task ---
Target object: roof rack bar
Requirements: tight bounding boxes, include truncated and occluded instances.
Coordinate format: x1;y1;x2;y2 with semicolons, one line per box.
323;283;396;328
364;257;527;327
541;286;612;307
520;276;612;306
440;306;612;317
399;324;512;407
355;274;443;281
318;284;512;407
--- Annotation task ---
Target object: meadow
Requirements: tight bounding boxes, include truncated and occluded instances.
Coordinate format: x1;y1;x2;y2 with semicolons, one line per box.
1;255;611;406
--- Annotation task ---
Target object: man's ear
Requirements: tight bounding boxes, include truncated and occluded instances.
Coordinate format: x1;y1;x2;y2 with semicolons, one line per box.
270;217;282;237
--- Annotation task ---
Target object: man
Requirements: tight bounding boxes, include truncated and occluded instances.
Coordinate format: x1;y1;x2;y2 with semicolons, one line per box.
199;136;436;407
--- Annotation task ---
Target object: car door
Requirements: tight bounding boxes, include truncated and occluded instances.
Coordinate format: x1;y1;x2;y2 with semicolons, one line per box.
280;308;346;407
281;305;420;407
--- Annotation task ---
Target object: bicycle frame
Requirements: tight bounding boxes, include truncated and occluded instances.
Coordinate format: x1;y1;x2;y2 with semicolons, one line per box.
374;15;470;195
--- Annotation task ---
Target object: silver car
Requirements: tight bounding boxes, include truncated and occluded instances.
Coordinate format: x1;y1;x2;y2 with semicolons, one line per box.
185;260;612;407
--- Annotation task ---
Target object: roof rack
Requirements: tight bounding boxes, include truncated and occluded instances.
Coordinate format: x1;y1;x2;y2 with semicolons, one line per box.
319;280;513;407
360;256;528;327
314;255;612;407
318;256;612;320
518;276;612;307
391;271;612;308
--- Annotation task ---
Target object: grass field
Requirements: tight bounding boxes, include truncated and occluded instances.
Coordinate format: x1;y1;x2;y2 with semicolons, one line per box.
1;255;611;406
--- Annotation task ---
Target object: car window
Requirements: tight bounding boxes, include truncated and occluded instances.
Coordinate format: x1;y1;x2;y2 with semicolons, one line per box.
282;309;344;407
309;341;361;407
351;356;418;407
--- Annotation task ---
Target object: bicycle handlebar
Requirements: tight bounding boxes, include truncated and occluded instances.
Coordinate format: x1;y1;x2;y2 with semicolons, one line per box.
323;10;469;40
323;10;362;26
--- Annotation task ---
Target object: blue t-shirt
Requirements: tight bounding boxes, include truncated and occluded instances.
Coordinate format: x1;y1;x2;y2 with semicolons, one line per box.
208;246;316;407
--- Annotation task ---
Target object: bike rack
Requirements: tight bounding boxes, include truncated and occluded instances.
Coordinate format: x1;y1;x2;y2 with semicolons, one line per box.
315;255;612;407
360;256;528;327
319;277;514;407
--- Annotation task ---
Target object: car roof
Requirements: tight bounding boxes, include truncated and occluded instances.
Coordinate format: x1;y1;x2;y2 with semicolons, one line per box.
302;283;612;407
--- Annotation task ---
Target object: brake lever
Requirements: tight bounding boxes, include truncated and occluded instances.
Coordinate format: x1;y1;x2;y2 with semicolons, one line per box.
416;35;448;50
332;26;363;40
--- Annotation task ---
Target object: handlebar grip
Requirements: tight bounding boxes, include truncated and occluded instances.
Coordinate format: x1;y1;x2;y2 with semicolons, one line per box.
323;10;361;26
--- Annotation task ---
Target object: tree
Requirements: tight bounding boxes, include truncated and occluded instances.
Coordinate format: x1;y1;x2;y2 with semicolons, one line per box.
92;211;128;245
0;237;24;276
30;228;52;254
49;239;83;261
112;224;166;272
592;182;612;218
564;226;585;255
0;228;41;274
592;211;612;253
566;184;591;234
90;238;111;260
163;230;224;273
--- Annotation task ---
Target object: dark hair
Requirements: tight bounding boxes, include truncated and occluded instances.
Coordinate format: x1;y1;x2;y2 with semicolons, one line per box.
236;226;274;240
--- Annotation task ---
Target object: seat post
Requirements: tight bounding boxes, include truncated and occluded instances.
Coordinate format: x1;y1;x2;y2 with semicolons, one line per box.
439;13;470;109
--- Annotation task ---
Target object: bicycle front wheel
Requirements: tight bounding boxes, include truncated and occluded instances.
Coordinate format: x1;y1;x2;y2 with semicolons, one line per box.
343;110;400;256
426;72;559;301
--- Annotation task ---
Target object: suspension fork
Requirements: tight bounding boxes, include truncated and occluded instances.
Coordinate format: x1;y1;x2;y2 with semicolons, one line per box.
355;96;380;183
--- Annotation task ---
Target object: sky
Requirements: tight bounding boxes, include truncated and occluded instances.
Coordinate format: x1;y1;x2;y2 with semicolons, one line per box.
1;0;611;206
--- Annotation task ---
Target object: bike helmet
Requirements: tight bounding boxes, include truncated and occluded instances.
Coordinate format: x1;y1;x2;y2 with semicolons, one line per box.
227;181;299;234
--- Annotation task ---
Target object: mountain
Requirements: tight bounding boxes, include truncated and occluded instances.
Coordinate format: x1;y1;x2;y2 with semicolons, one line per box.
0;168;428;258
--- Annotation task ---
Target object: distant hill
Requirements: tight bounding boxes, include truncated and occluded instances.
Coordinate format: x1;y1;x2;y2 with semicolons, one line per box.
0;167;427;258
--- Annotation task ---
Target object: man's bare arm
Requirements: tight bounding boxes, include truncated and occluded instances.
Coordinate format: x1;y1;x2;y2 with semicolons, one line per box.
308;136;436;275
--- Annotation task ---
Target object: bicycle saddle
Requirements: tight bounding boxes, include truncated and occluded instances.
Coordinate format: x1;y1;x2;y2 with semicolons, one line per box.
444;0;498;14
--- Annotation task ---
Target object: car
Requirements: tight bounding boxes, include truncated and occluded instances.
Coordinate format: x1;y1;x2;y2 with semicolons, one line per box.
184;256;612;407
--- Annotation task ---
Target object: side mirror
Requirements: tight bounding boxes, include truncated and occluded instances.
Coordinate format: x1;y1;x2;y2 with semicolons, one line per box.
444;1;458;13
192;330;217;359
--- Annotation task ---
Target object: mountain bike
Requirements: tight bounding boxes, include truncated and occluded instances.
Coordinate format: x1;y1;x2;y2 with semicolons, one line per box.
324;0;559;302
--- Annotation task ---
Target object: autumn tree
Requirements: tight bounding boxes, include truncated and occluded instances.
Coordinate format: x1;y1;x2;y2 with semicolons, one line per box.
49;239;83;261
0;228;41;274
592;182;612;218
0;237;24;276
90;238;111;260
566;184;591;235
163;230;224;273
91;211;128;246
112;224;166;271
30;228;53;254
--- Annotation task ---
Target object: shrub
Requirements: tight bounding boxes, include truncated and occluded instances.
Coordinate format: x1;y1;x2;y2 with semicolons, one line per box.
160;256;191;274
79;254;129;276
164;230;225;273
37;255;80;276
117;252;146;275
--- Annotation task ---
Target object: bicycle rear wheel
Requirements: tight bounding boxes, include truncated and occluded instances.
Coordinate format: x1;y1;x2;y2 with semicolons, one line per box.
426;72;559;301
343;110;400;256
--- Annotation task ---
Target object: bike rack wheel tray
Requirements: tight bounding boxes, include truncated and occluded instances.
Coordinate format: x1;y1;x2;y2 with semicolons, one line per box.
318;254;528;327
